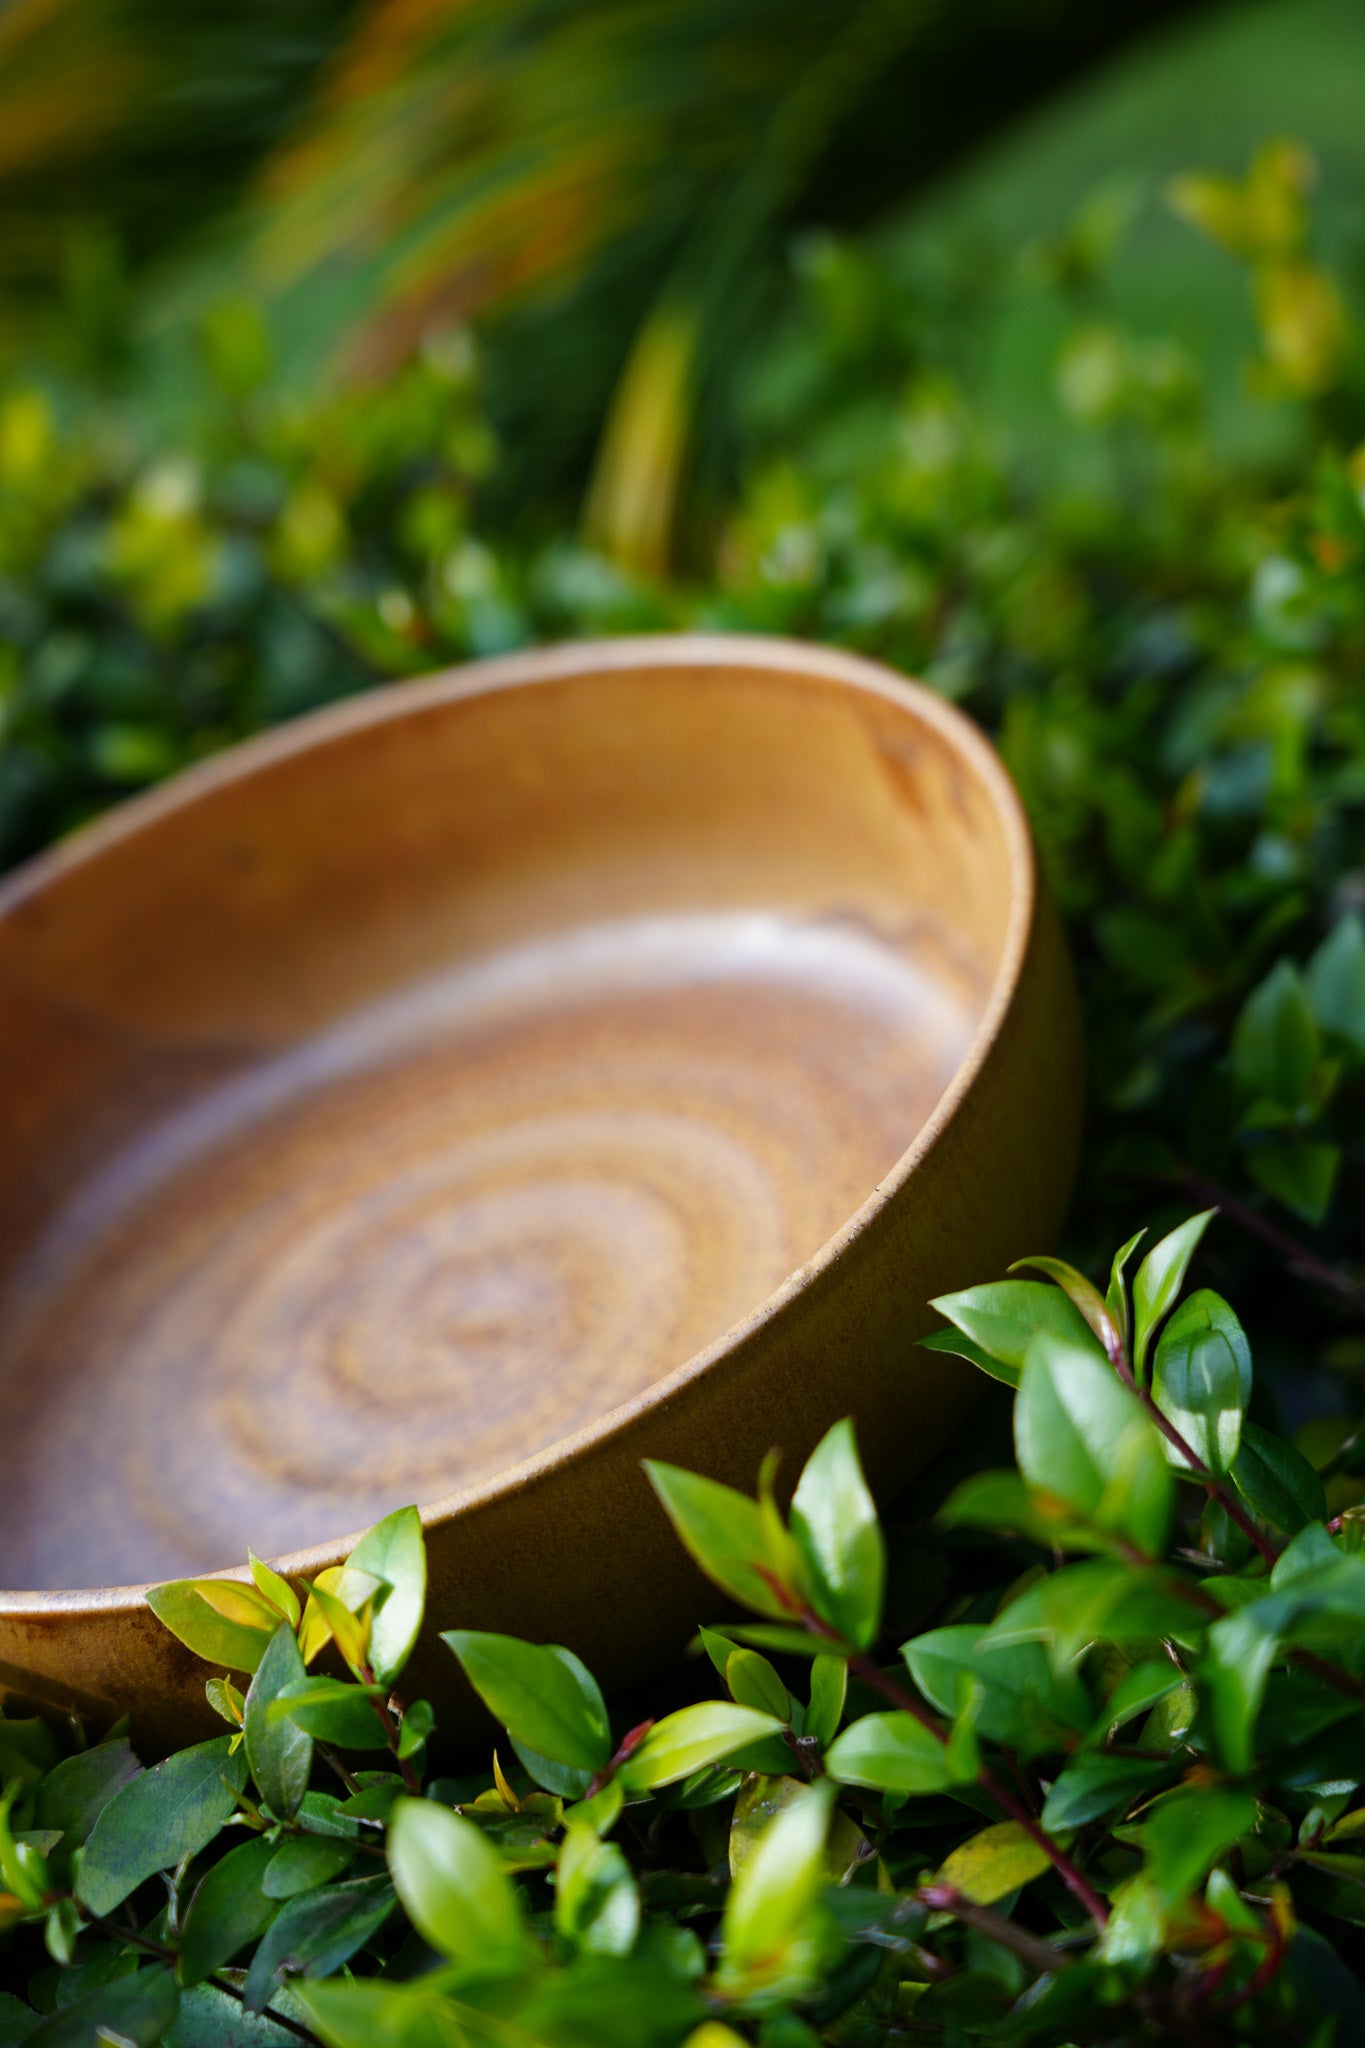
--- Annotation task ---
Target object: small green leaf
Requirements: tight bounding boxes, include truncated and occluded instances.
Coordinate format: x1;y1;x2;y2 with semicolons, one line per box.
343;1506;427;1688
918;1326;1017;1386
1131;1209;1216;1380
825;1712;952;1794
928;1280;1100;1389
76;1738;246;1917
24;1965;178;2046
268;1676;390;1751
245;1623;313;1820
1106;1228;1147;1362
934;1821;1052;1905
442;1632;611;1772
146;1578;279;1675
178;1832;278;1986
243;1874;397;2013
386;1796;527;1968
725;1648;790;1720
248;1553;301;1632
644;1463;797;1619
1141;1786;1258;1907
554;1821;640;1957
1151;1289;1252;1476
717;1780;834;1995
1016;1332;1173;1556
1234;960;1319;1105
1201;1606;1281;1774
1040;1753;1172;1830
1009;1255;1120;1356
788;1420;884;1650
263;1834;356;1898
805;1657;847;1751
1244;1135;1339;1223
905;1625;1091;1755
1306;915;1365;1055
620;1704;785;1791
1233;1419;1328;1534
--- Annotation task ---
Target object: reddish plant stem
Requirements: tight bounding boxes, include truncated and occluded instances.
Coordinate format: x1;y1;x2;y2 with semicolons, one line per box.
360;1668;422;1793
1173;1169;1363;1311
844;1647;1110;1929
1112;1353;1279;1568
917;1884;1069;1975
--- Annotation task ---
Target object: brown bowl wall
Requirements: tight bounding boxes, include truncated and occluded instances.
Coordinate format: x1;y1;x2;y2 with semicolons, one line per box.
0;637;1080;1748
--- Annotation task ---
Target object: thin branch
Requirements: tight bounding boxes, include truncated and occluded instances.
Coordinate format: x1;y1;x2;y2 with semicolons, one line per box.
1173;1169;1363;1310
1113;1352;1279;1567
917;1883;1071;1976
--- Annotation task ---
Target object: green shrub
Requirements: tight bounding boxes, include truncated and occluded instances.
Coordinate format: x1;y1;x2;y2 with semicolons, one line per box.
4;1215;1365;2043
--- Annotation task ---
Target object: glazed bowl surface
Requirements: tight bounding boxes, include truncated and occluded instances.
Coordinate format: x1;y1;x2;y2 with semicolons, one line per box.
0;635;1078;1742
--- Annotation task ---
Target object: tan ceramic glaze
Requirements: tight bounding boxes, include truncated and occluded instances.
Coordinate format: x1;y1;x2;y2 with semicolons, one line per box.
0;636;1079;1747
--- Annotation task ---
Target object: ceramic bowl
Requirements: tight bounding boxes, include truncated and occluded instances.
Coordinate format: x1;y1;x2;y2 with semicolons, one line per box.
0;636;1078;1745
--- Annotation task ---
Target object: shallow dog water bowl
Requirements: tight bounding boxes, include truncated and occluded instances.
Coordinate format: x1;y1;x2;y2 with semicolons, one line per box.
0;636;1078;1743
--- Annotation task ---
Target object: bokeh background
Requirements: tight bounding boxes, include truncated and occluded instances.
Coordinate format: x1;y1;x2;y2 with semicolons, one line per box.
1;0;1363;1438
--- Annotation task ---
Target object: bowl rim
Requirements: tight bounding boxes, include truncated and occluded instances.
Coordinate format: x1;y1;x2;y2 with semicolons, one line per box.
0;632;1035;1616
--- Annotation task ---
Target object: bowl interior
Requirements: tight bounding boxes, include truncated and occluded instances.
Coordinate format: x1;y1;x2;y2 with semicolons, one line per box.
0;644;1016;1592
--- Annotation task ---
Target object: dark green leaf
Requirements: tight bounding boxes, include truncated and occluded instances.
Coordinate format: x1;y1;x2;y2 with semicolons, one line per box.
1040;1753;1172;1829
1233;1419;1328;1533
263;1834;356;1897
268;1676;390;1750
179;1833;279;1986
789;1420;884;1650
25;1969;178;2046
1306;915;1365;1055
243;1873;397;2013
167;1982;308;2046
1140;1786;1257;1906
904;1625;1090;1753
1245;1135;1339;1223
35;1739;140;1852
76;1737;246;1917
442;1632;610;1772
1234;960;1319;1105
245;1623;313;1820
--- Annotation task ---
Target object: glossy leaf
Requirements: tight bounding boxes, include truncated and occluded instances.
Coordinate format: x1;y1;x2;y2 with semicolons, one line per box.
927;1280;1100;1388
244;1873;398;2013
1009;1254;1120;1355
644;1462;797;1618
1040;1753;1172;1830
263;1834;356;1897
245;1622;314;1820
1131;1209;1216;1380
1141;1785;1258;1907
717;1779;834;1995
386;1796;527;1969
805;1656;847;1751
1233;1419;1328;1533
442;1631;611;1772
76;1737;246;1917
24;1965;178;2046
1150;1289;1251;1475
343;1506;427;1687
268;1676;390;1751
620;1703;785;1791
554;1820;640;1957
825;1711;952;1794
905;1626;1091;1753
725;1647;790;1720
146;1578;279;1675
788;1419;884;1650
1015;1332;1173;1556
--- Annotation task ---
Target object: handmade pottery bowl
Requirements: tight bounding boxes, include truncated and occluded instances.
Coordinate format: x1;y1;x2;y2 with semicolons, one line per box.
0;636;1078;1746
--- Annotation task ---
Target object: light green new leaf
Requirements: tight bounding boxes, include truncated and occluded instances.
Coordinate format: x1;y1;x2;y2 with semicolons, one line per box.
442;1631;610;1773
1131;1209;1216;1381
937;1469;1107;1553
1015;1333;1173;1557
1201;1606;1282;1774
619;1703;785;1791
146;1577;279;1675
717;1779;834;1993
1141;1786;1258;1907
1151;1289;1251;1476
644;1462;797;1618
245;1622;313;1821
386;1797;527;1969
77;1737;247;1916
825;1711;953;1794
789;1419;884;1650
1106;1228;1147;1361
554;1820;640;1957
1009;1255;1121;1355
248;1552;301;1632
927;1280;1100;1389
934;1821;1052;1905
178;1832;279;1985
344;1506;427;1688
